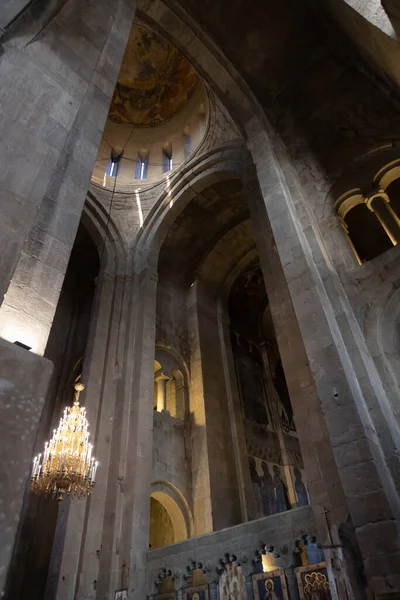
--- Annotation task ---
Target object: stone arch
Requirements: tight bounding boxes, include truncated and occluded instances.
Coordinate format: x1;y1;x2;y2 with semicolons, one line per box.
150;480;194;542
83;190;128;277
154;346;189;418
135;142;253;273
155;345;189;381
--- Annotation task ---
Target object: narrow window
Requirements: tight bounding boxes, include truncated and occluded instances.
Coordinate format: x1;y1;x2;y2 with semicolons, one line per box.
106;152;120;177
135;153;149;180
162;144;172;174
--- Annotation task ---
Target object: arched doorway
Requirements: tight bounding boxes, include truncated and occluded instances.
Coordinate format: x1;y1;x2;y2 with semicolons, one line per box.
149;486;190;549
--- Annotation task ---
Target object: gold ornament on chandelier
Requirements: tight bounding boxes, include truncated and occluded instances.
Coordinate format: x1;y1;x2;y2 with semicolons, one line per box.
30;382;98;502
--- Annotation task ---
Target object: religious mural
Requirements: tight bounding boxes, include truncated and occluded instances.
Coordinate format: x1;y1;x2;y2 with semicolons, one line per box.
296;563;332;600
249;457;291;517
252;570;289;600
291;467;309;508
183;585;209;600
109;24;198;127
232;334;270;428
219;562;247;600
229;260;310;520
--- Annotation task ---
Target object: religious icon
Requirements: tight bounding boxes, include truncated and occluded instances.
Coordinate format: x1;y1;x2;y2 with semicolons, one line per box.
296;563;332;600
219;562;247;600
183;585;209;600
272;465;290;512
260;461;277;515
252;569;289;600
114;590;128;600
292;467;309;507
249;456;264;518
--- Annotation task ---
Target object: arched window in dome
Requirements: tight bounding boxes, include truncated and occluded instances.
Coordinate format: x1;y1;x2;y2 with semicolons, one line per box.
135;151;149;180
106;151;121;177
162;143;173;174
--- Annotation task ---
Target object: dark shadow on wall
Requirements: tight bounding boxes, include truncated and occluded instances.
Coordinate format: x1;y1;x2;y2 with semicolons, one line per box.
169;0;400;186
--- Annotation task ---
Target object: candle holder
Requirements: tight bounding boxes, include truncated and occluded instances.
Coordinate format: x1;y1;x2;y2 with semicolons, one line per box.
31;382;98;501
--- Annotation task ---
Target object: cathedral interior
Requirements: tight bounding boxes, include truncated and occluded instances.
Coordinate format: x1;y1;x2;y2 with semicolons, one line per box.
1;1;400;600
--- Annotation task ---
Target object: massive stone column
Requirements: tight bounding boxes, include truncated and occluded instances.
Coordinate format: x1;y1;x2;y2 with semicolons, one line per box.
259;341;297;508
246;129;400;597
56;261;157;600
0;0;135;354
187;282;214;535
218;304;257;522
0;3;135;595
117;266;158;600
187;281;245;533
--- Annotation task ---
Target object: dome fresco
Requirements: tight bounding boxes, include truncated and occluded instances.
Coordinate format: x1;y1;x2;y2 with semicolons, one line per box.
109;24;198;128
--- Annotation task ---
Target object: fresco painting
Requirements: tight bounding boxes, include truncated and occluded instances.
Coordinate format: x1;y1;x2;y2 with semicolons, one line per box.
290;466;310;508
249;457;291;517
109;24;198;127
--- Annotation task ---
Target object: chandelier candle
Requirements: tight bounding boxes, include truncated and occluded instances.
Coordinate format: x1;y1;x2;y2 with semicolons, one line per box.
31;382;98;501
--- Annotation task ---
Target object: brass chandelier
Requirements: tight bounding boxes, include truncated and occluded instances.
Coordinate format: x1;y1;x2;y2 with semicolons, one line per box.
31;382;98;501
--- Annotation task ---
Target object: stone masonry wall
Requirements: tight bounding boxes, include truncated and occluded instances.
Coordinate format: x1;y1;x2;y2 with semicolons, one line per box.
152;410;192;514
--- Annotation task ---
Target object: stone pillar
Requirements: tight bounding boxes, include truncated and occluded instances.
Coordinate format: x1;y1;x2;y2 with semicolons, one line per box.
259;341;296;507
174;374;187;421
54;265;129;600
219;307;257;522
187;282;213;536
155;372;170;412
57;264;155;600
187;281;243;533
0;339;53;595
43;498;71;600
246;128;400;597
367;193;400;246
0;0;136;354
117;266;158;600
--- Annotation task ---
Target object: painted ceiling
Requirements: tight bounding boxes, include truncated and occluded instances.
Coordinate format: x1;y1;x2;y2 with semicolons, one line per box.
108;24;198;128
